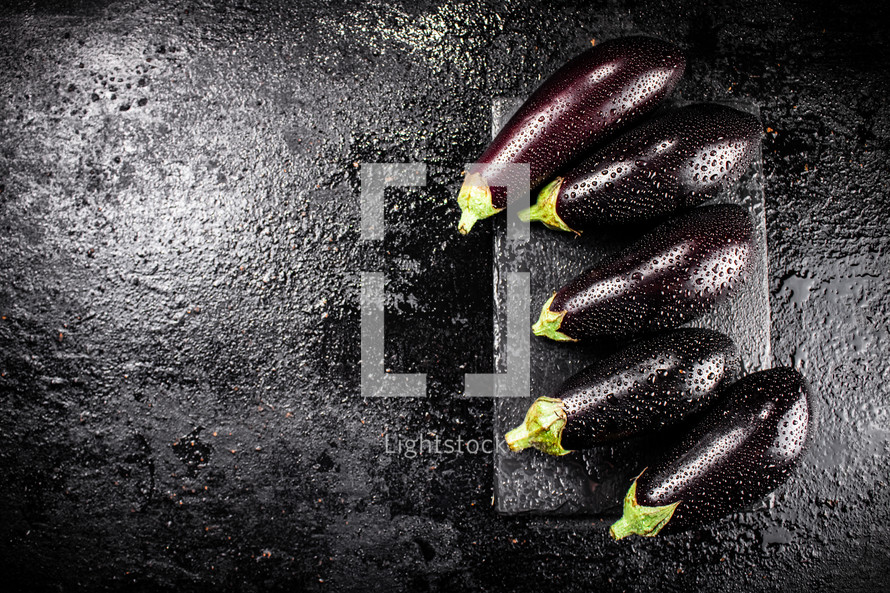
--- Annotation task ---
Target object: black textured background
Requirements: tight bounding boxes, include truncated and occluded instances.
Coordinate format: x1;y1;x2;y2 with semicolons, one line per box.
1;1;888;591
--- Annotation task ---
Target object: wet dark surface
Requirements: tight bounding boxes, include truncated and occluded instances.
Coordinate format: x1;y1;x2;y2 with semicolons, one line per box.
0;1;888;591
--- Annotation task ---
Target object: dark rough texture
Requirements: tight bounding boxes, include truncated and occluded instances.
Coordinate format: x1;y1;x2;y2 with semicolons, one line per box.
0;1;887;592
554;102;761;229
551;204;754;340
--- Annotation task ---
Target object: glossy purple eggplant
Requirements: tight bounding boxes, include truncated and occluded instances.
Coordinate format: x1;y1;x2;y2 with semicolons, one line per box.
504;329;739;456
521;103;762;233
532;204;754;342
457;36;685;234
610;367;811;539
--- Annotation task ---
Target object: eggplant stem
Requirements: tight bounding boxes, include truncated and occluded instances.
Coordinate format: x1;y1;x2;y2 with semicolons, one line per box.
504;397;571;456
609;479;681;540
457;173;502;235
519;177;577;234
532;294;577;342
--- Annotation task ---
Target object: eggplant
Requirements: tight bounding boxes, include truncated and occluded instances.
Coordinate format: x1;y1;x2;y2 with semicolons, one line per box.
504;329;739;455
457;36;685;235
533;204;754;342
610;367;812;539
521;103;762;233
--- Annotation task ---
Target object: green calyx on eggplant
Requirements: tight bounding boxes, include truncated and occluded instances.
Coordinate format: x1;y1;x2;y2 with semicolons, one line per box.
522;103;762;234
610;367;812;539
533;204;754;342
457;36;685;235
505;329;740;455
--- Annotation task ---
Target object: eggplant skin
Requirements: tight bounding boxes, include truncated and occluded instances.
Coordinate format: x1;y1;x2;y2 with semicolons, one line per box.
481;36;685;207
535;204;754;342
560;329;739;449
628;367;812;535
458;36;685;234
504;329;739;456
547;103;761;232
